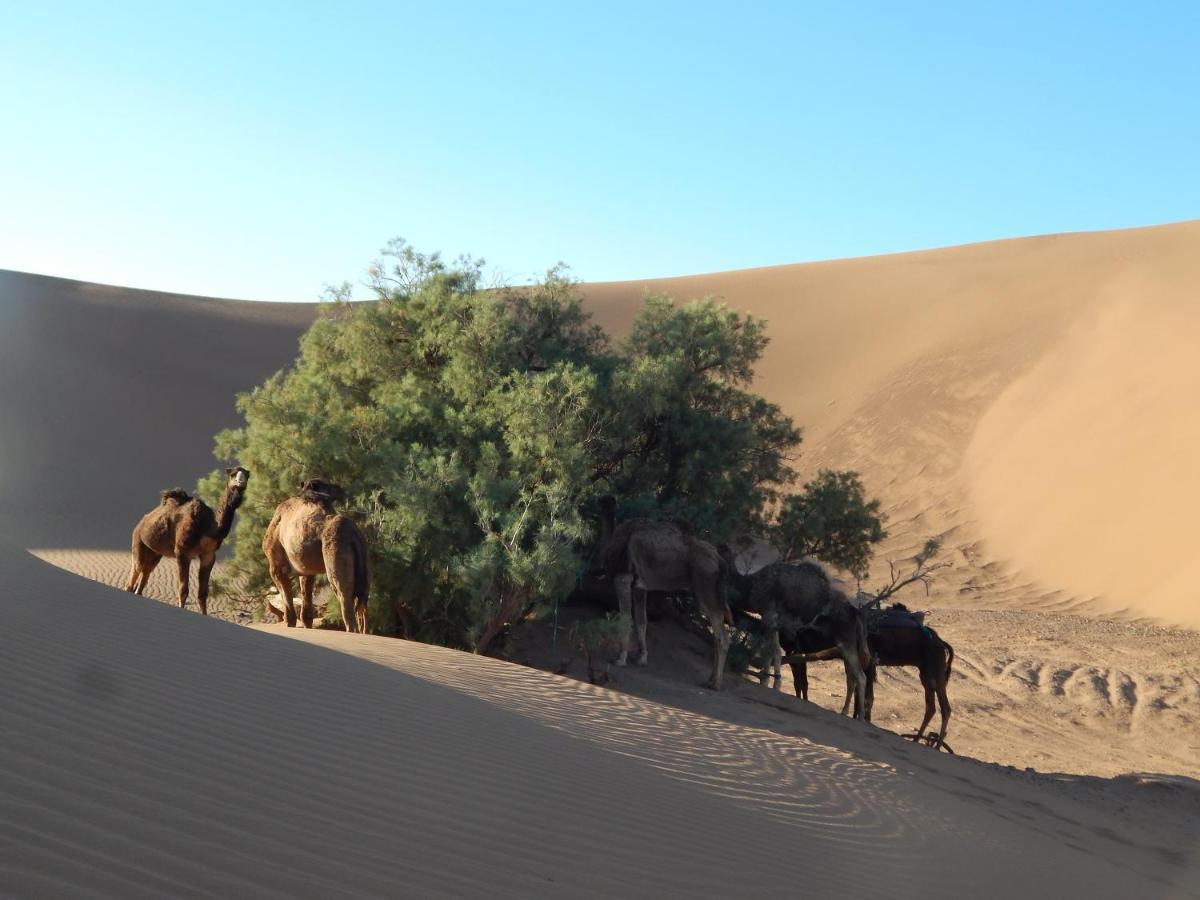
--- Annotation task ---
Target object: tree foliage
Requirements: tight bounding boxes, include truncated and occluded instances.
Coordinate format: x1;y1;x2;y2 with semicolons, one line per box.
202;240;884;654
772;469;886;577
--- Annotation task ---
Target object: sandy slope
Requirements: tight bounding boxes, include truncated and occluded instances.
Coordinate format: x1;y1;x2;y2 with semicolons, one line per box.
5;546;1196;898
3;223;1200;896
581;220;1200;629
0;271;314;548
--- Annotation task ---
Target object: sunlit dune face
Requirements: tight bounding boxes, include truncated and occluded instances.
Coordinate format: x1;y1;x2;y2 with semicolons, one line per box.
965;291;1200;628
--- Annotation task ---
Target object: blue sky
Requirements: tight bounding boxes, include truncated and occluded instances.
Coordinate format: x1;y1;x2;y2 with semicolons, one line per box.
1;2;1197;301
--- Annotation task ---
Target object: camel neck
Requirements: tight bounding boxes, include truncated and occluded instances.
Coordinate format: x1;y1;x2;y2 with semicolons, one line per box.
213;487;244;541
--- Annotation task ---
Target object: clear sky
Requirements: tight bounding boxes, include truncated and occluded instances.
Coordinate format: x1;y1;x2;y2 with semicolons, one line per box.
2;2;1197;301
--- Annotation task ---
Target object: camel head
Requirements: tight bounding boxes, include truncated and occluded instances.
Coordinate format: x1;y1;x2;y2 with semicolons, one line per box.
225;466;251;493
299;478;346;504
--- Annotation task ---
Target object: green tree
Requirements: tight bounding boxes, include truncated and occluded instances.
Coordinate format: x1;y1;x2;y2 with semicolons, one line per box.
201;241;872;655
595;295;801;536
772;469;886;577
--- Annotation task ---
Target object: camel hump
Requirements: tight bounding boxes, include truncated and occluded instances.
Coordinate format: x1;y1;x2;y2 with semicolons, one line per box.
299;479;346;506
160;488;191;505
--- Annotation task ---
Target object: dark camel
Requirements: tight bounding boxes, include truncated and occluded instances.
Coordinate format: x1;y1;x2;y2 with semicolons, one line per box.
262;480;370;633
125;466;250;615
599;498;731;689
786;606;954;747
863;616;954;749
729;559;871;720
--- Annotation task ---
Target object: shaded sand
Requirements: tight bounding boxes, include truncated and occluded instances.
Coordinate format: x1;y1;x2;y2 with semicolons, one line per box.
0;271;314;548
4;223;1200;895
3;545;1196;898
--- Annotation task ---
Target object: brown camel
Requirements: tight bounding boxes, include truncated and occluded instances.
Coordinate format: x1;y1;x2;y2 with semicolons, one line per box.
599;499;730;690
262;479;369;633
125;466;250;615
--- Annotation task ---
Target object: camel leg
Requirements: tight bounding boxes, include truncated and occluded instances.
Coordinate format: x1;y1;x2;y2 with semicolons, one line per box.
134;557;161;595
270;569;297;628
299;576;316;629
320;533;360;634
840;666;854;716
933;679;951;749
840;640;867;721
613;574;634;667
789;657;808;700
326;568;357;634
709;616;731;691
125;556;141;592
175;557;191;610
914;672;937;741
770;630;783;691
127;540;160;595
633;587;648;666
266;545;298;628
125;531;143;592
356;602;368;635
197;554;215;616
698;591;730;691
863;663;876;722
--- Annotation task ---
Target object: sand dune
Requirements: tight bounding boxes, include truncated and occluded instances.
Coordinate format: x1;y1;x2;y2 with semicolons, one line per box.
3;223;1200;896
581;220;1200;629
0;271;313;547
3;545;1195;897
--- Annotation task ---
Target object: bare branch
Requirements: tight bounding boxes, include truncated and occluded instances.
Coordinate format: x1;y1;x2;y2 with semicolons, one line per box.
862;538;951;608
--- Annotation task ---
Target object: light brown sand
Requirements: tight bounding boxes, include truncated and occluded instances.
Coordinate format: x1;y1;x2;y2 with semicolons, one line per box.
2;224;1200;896
581;220;1200;630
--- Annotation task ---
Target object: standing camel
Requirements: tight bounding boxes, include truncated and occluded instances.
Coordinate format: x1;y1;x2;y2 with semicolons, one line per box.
262;480;369;633
600;501;730;690
125;466;250;615
734;560;871;721
785;606;955;747
863;610;954;749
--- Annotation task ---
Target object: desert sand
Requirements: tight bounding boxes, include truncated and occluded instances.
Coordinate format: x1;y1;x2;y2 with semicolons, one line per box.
2;223;1199;897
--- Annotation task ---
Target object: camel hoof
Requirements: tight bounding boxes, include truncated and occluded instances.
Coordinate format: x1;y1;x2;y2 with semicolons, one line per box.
615;654;629;668
635;653;648;667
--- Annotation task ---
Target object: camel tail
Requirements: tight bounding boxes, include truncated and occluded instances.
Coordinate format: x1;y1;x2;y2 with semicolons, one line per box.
352;526;370;612
323;515;369;631
943;639;955;681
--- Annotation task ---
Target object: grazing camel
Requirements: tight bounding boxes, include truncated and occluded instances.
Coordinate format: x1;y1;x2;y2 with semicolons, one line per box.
125;466;250;615
786;605;955;748
599;500;730;690
863;609;954;749
730;558;871;720
262;479;370;633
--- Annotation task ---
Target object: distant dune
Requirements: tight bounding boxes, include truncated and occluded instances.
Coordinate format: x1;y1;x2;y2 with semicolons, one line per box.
582;220;1200;629
0;271;314;547
3;227;1200;897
